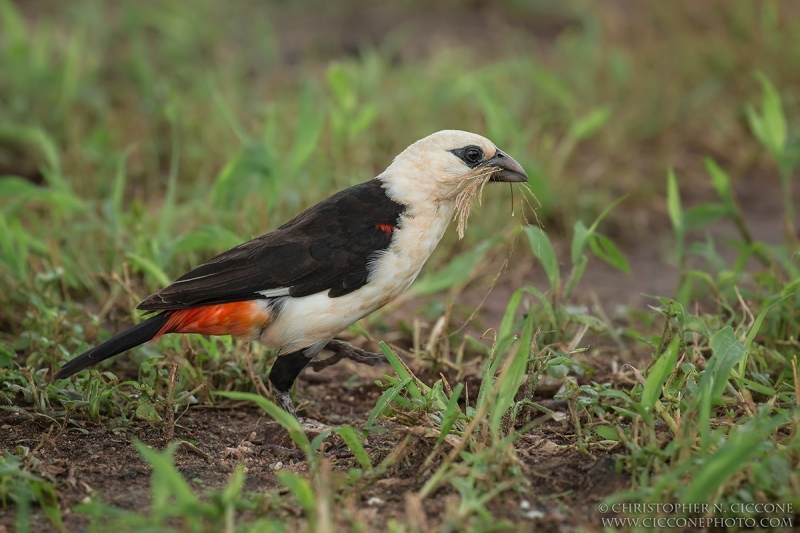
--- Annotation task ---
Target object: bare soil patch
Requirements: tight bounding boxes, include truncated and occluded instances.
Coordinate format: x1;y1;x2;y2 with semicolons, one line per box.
2;357;636;531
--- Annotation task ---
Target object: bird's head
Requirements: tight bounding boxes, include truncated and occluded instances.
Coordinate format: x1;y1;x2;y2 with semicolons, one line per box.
380;130;528;237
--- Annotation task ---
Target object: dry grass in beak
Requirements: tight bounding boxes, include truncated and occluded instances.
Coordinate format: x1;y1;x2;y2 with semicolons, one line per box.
451;166;498;239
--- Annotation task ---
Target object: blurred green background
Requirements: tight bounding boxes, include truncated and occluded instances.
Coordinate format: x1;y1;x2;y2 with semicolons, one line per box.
3;3;800;531
1;0;799;311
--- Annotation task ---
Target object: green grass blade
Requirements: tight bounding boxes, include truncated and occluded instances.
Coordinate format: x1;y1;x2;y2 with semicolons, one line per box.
667;168;684;270
490;311;534;433
215;391;310;454
641;337;679;412
702;326;746;401
522;225;560;292
567;106;611;142
752;71;786;159
589;233;630;274
133;441;199;508
412;238;498;295
570;220;589;266
366;377;412;429
277;471;316;515
704;158;735;213
436;382;464;447
288;83;325;176
334;427;372;470
739;295;789;377
379;342;425;401
681;412;789;503
124;252;171;287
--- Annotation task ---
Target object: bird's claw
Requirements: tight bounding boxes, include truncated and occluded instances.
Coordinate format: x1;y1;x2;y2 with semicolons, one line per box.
274;390;297;419
308;339;386;372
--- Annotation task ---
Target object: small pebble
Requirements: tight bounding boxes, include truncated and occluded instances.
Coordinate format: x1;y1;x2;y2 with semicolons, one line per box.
367;497;384;506
273;461;283;471
519;500;545;520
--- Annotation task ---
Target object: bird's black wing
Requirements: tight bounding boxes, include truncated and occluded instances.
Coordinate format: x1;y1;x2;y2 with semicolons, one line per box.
136;179;406;311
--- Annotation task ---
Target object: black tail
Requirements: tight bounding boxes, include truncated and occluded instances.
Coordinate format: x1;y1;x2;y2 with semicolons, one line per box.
53;314;169;379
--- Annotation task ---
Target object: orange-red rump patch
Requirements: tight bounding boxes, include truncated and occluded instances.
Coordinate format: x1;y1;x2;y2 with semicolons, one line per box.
156;301;272;338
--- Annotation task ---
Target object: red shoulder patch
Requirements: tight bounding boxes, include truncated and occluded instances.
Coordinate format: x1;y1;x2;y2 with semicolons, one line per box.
376;223;394;235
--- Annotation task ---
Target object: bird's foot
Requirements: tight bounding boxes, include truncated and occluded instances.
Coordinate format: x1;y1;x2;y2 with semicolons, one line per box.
274;390;298;419
308;339;386;372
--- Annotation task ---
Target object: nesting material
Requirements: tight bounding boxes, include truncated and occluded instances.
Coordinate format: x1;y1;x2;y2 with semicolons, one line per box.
450;165;499;239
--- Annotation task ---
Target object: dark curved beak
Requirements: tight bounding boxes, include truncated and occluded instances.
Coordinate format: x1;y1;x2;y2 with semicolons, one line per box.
486;150;528;183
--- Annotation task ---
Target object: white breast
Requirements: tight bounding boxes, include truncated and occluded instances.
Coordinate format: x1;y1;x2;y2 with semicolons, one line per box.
259;205;453;353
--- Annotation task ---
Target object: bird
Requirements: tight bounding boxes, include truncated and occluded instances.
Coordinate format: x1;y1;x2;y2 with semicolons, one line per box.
53;130;528;416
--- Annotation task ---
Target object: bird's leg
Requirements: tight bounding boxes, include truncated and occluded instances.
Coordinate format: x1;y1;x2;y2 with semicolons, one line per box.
307;339;386;371
268;349;316;418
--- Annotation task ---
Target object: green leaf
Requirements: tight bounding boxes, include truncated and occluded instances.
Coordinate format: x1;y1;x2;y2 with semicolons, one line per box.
641;337;680;411
0;125;62;177
476;86;518;147
211;143;275;208
135;401;162;422
498;286;556;343
739;295;790;377
568;106;611;142
490;311;534;433
682;315;710;337
683;203;728;232
599;389;633;403
563;255;588;299
589;234;630;273
0;0;28;44
216;391;310;454
134;441;198;507
173;225;243;254
744;296;789;351
412;238;498;295
666;169;683;237
277;471;316;515
498;289;524;343
702;326;746;401
124;252;170;287
379;342;426;402
571;220;589;266
681;413;789;503
436;383;464;448
703;159;736;213
0;176;43;197
594;425;620;441
366;377;411;429
288;84;325;175
746;72;786;160
334;427;372;470
0;342;14;368
523;225;560;292
326;63;356;110
571;196;627;265
220;464;246;505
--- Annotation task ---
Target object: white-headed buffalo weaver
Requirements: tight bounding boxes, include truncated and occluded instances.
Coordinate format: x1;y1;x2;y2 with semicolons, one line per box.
53;130;528;415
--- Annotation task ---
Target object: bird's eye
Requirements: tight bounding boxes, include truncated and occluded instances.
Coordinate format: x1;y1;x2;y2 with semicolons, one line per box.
465;147;482;163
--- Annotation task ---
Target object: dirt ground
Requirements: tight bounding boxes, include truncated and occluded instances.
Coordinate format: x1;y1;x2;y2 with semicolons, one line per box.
1;359;632;532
